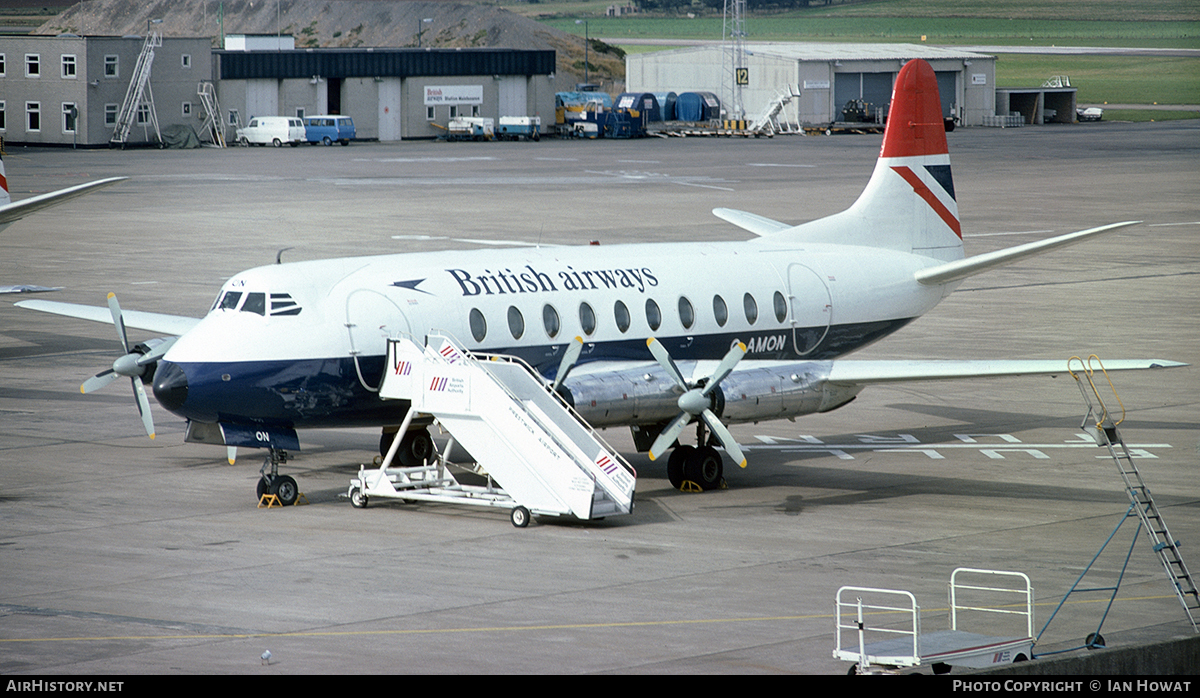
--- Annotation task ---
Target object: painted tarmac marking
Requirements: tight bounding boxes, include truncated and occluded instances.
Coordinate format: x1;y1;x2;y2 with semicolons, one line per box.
748;432;1171;460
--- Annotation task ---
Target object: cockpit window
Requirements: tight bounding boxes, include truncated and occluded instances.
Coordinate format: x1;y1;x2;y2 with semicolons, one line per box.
242;292;266;316
219;291;242;310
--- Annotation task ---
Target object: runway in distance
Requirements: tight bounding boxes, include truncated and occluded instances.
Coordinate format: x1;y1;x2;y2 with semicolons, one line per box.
17;60;1184;504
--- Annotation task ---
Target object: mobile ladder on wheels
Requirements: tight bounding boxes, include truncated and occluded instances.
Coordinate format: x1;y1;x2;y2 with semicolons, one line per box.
1036;356;1198;652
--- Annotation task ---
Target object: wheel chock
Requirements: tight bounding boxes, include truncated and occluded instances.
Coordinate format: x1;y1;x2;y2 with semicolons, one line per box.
258;494;281;508
679;480;704;493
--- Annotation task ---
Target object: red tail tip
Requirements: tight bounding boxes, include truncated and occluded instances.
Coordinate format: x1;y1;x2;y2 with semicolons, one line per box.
880;59;948;159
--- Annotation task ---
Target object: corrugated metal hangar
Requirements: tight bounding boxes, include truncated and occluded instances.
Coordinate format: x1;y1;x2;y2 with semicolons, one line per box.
626;43;997;127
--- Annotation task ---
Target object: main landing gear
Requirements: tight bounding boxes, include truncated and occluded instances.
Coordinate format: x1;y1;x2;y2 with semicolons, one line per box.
379;426;435;467
257;448;299;506
665;423;727;492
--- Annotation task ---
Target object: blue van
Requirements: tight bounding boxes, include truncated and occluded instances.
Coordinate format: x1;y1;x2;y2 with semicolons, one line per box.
303;115;355;145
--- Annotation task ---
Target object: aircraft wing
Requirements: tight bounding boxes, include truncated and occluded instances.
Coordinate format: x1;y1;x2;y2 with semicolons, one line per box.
0;177;128;229
14;299;200;336
826;358;1186;386
712;208;792;236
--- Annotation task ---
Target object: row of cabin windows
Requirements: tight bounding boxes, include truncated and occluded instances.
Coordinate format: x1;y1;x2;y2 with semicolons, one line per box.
469;292;789;343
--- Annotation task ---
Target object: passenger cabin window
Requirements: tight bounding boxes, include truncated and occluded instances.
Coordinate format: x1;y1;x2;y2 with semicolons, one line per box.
645;299;661;331
469;308;487;342
712;295;728;327
773;291;788;323
678;296;695;330
613;300;630;333
743;293;758;325
579;302;596;336
542;304;560;339
507;306;524;340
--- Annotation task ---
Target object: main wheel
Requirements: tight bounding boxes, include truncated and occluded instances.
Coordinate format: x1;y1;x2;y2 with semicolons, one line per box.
256;476;271;500
349;487;368;509
684;445;724;491
511;506;531;528
273;475;299;506
667;445;694;490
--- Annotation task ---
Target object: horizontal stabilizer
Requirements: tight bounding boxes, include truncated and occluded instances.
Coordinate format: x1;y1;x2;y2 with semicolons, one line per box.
712;208;791;236
827;358;1186;386
915;221;1140;286
0;177;127;228
15;299;199;336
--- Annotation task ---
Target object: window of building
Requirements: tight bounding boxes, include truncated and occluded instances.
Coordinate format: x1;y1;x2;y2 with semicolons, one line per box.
105;104;118;127
712;295;728;327
0;53;6;77
104;55;118;78
25;102;40;132
469;308;487;342
645;299;661;331
579;302;596;336
136;104;149;125
228;109;239;126
507;306;524;340
0;101;6;131
426;106;435;121
25;53;40;78
181;54;192;69
743;293;758;325
62;103;77;133
295;107;304;119
678;296;695;330
449;105;458;119
613;300;630;333
542;304;560;339
471;105;480;117
182;102;192;117
773;291;788;323
61;54;76;79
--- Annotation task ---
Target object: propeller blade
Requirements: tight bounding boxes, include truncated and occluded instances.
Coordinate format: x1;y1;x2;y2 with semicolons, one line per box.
227;446;238;465
81;369;119;394
648;411;691;461
135;336;177;366
551;336;584;392
701;409;747;468
647;337;688;390
107;292;131;355
702;341;746;397
131;377;155;439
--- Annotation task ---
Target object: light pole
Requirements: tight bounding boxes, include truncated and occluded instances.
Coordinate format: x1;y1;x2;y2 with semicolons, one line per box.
418;17;432;48
575;19;589;87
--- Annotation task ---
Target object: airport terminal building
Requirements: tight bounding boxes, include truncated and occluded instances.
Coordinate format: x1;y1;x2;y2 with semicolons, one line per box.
626;43;997;127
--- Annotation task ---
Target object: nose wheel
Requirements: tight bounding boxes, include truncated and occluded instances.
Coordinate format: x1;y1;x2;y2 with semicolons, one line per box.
257;449;299;506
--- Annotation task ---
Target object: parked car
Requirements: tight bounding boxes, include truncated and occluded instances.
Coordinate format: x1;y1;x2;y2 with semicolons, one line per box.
303;115;355;145
236;117;306;147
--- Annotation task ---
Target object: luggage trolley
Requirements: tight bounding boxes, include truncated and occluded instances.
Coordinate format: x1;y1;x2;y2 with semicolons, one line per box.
834;568;1035;675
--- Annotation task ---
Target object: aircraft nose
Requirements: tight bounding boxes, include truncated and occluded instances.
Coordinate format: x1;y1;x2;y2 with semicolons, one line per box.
152;360;188;413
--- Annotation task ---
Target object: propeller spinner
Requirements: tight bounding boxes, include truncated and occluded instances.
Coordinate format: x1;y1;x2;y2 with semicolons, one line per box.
79;293;175;439
645;337;748;468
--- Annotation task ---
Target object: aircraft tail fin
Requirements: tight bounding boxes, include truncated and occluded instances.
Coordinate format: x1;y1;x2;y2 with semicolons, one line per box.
770;59;963;262
0;156;10;207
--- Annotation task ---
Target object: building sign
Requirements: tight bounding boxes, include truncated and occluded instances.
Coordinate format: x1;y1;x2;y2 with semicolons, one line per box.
972;73;987;85
804;80;831;90
424;85;483;106
736;67;749;86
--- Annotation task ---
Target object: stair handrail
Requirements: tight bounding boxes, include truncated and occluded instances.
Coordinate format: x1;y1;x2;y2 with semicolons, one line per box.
1067;354;1126;429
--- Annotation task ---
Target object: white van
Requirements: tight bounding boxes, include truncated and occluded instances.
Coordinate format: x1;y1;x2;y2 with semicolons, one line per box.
236;117;306;147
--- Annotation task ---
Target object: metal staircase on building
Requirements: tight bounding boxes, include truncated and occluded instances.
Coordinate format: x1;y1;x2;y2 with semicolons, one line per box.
197;81;226;147
110;32;162;147
351;333;636;526
1070;355;1198;631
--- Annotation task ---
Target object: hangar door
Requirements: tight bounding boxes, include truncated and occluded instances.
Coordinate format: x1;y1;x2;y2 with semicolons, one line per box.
834;70;958;119
497;76;527;118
